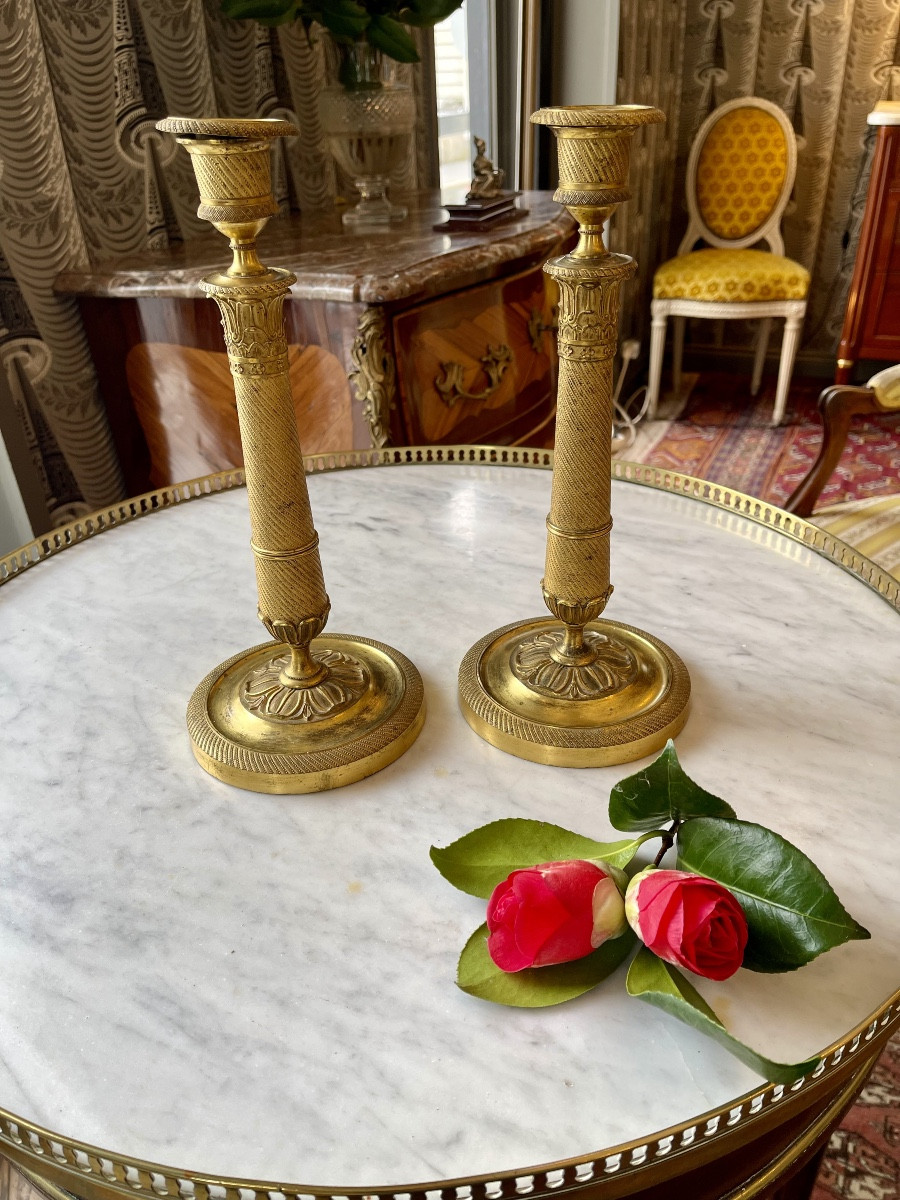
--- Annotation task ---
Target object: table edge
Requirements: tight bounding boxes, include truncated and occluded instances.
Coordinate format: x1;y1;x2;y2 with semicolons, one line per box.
3;446;898;614
1;444;898;1200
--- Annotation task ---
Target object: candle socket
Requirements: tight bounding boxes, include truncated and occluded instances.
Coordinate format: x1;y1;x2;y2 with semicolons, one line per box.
458;105;690;767
158;116;424;793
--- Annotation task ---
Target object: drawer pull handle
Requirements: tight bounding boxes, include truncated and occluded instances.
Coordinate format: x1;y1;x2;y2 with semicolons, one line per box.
436;344;513;407
528;305;559;353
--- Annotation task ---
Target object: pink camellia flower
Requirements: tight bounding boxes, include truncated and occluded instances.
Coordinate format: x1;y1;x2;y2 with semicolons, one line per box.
487;860;627;972
625;868;748;981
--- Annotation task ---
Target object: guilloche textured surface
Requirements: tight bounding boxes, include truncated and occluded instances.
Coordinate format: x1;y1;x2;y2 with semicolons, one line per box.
0;463;896;1185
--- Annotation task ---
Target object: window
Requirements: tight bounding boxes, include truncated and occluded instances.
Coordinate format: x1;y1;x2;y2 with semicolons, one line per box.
434;0;498;195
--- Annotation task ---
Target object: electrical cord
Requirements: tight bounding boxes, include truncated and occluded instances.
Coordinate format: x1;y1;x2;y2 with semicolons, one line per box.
611;338;651;452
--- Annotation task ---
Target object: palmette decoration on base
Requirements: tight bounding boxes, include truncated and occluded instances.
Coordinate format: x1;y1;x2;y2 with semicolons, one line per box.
457;105;690;767
156;116;424;794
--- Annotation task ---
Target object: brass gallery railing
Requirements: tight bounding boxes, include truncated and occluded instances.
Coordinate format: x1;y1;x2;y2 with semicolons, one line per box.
0;1003;896;1200
2;445;898;613
0;445;898;1200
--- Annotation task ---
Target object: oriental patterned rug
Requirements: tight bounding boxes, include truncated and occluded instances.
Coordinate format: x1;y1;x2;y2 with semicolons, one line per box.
812;1032;900;1200
622;372;900;511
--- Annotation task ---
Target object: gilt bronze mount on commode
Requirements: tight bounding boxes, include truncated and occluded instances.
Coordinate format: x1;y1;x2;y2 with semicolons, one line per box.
157;116;424;793
458;105;691;767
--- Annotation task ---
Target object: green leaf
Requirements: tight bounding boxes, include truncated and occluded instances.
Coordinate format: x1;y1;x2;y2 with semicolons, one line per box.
318;0;370;39
626;948;821;1084
676;817;870;972
609;740;736;832
220;0;299;20
458;923;636;1007
400;0;465;26
367;14;420;60
430;819;664;899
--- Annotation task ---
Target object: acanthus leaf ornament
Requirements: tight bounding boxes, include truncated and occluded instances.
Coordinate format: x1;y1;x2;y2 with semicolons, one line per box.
350;307;396;450
512;630;639;700
241;649;368;722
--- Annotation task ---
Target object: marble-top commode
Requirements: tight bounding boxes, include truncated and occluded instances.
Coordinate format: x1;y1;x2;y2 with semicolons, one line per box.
0;461;897;1187
54;191;570;304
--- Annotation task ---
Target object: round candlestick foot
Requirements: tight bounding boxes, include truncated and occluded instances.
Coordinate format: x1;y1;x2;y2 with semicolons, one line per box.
458;617;690;767
187;635;425;793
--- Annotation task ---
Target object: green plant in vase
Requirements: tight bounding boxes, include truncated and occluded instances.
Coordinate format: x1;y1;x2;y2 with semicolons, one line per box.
221;0;464;225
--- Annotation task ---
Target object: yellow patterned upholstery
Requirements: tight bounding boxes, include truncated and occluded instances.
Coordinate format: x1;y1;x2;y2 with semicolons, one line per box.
696;107;788;239
653;249;809;303
815;495;900;582
647;100;806;425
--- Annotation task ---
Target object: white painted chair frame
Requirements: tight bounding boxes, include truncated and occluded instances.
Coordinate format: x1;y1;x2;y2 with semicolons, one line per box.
646;96;807;425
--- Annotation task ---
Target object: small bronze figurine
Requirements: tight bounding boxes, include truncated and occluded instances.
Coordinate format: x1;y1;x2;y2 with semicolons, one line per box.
434;134;525;233
466;137;505;201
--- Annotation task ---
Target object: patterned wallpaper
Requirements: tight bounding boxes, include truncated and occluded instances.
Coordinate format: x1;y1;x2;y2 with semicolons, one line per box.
611;0;687;349
0;0;433;531
615;0;900;360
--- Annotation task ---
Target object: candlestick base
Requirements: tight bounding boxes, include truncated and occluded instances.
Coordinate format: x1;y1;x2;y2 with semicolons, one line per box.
458;617;689;767
188;635;425;793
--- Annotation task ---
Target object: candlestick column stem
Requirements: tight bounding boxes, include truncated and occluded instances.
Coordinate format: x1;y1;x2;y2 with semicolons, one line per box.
157;116;424;793
457;105;691;768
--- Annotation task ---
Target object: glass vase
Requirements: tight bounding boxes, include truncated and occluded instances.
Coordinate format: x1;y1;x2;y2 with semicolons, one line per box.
318;37;415;227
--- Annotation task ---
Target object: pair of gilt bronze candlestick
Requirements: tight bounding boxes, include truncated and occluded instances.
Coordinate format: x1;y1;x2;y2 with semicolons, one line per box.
158;105;689;795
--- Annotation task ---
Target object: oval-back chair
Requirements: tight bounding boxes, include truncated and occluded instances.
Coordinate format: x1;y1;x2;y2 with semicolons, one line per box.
646;97;809;425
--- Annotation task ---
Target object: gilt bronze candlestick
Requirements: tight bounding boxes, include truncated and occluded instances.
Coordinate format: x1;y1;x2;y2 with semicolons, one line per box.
458;105;690;766
157;116;424;793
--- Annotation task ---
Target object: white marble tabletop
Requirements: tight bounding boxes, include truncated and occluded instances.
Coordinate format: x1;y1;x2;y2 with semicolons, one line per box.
0;462;897;1188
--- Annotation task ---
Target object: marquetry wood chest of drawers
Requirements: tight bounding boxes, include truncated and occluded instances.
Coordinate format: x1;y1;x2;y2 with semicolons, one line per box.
55;192;574;494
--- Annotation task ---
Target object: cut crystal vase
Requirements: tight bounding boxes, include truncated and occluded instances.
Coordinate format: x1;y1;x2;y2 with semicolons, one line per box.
318;38;414;227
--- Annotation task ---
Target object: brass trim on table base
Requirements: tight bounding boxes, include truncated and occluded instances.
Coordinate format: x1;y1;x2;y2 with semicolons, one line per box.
155;115;423;793
718;1049;880;1200
458;105;690;766
1;447;898;1199
0;1001;894;1200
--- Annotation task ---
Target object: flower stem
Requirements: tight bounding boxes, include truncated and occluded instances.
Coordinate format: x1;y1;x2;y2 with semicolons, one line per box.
652;820;680;868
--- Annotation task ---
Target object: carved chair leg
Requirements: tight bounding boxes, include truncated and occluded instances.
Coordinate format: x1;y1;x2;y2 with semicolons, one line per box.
772;314;802;425
784;385;880;517
647;309;667;420
751;317;772;396
672;316;686;400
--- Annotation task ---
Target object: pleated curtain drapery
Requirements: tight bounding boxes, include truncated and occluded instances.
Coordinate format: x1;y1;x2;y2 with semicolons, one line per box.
613;0;900;365
0;0;433;533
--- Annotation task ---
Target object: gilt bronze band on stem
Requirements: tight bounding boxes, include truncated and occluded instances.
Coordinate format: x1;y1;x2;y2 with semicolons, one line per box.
157;116;424;793
458;105;691;767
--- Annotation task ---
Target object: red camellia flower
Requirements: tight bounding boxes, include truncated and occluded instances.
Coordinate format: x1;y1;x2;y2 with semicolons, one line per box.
486;860;627;972
625;868;748;981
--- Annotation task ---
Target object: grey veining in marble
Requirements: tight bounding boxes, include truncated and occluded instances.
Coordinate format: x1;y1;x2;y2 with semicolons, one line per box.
0;463;897;1186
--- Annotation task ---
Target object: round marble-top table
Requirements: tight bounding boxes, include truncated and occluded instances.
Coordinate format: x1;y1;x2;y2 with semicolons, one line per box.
0;447;897;1200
